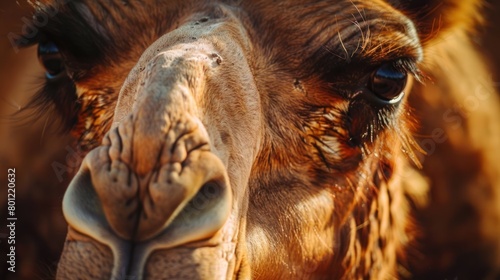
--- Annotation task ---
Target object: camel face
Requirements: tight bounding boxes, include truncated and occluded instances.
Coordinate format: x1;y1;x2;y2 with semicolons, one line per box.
20;0;485;279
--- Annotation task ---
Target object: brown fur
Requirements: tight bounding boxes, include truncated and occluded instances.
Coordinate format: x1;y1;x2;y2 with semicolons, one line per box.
6;0;500;279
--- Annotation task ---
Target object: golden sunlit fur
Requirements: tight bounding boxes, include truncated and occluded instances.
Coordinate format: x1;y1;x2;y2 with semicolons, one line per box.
5;0;499;279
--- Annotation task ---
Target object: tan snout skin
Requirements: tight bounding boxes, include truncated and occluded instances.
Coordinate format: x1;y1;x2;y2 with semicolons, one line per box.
58;12;261;280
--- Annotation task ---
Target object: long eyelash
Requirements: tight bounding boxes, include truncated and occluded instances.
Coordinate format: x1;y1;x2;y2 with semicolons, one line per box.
10;75;80;133
394;58;426;83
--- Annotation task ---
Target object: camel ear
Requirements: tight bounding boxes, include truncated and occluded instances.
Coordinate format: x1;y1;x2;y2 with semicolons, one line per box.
395;0;484;43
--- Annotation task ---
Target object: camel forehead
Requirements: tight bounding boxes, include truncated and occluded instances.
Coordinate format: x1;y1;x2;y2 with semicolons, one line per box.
38;0;420;71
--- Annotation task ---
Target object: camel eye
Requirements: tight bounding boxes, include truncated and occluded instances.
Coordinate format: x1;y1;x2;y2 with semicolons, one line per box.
368;62;407;102
38;41;65;80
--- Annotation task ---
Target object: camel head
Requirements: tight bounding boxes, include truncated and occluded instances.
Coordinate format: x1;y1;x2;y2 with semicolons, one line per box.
18;0;482;279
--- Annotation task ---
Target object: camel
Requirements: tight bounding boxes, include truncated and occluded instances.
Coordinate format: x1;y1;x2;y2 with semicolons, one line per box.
10;0;500;279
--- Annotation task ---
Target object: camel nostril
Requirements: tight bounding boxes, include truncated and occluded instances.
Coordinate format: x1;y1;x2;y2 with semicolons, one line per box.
188;181;224;212
203;181;222;197
61;145;233;278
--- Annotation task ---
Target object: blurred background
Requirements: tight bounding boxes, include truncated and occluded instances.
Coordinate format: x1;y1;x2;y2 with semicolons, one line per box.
0;1;77;279
0;1;499;279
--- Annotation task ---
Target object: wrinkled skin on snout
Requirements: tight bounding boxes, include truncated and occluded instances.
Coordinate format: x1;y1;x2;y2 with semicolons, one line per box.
56;5;403;276
55;2;411;279
59;11;261;279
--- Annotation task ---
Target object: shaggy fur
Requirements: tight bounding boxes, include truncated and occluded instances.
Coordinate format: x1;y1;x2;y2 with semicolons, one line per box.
14;0;500;279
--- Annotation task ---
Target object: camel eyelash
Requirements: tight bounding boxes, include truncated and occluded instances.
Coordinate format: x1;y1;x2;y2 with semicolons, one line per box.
391;58;423;82
12;72;80;133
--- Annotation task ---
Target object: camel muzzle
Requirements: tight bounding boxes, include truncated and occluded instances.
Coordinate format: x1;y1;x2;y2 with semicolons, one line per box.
59;47;234;279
